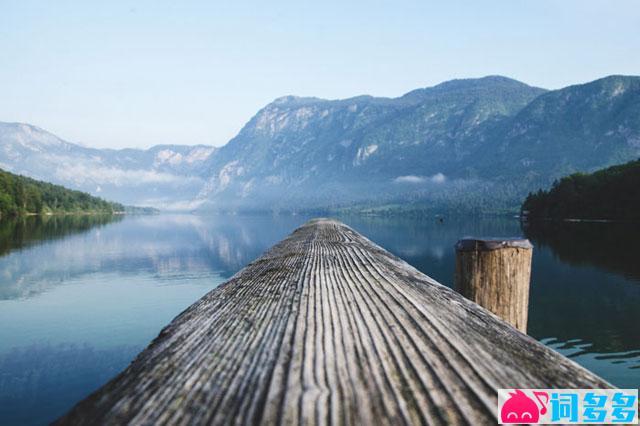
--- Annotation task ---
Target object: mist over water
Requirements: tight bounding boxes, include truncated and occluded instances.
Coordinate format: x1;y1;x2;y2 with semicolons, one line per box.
0;214;638;425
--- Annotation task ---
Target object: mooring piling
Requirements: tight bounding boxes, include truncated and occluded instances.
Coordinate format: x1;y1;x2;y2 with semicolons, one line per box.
454;238;533;333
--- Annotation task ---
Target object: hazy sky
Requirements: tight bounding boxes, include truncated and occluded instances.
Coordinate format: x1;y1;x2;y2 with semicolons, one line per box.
2;0;639;149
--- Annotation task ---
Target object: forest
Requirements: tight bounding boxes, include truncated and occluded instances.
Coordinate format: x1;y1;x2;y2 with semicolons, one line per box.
0;168;123;218
522;159;640;221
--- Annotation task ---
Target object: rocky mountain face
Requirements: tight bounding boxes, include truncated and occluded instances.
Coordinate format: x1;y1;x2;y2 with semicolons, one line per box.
197;75;640;213
476;76;640;182
2;75;639;213
196;76;548;211
0;122;216;209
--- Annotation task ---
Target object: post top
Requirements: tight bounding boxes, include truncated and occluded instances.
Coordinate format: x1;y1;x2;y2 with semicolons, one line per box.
455;238;533;251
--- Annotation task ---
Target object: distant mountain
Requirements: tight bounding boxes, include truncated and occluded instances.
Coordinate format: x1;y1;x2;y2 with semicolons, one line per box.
196;75;640;213
3;75;640;213
0;122;216;209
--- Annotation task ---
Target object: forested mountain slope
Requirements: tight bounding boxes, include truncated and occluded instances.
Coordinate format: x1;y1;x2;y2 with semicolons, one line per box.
0;168;123;218
522;159;640;220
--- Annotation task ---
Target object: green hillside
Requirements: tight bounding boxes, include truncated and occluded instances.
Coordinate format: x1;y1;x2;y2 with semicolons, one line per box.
522;159;640;220
0;168;124;218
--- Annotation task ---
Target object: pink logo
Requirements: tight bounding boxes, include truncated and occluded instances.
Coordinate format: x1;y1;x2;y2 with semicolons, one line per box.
501;390;549;424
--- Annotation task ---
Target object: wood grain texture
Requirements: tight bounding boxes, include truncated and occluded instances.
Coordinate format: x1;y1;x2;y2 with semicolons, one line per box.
55;219;611;426
454;239;533;332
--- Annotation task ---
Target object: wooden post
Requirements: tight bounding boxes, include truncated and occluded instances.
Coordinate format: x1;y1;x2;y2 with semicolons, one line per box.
454;238;533;333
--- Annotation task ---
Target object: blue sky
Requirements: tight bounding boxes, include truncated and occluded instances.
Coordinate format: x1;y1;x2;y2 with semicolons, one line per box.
1;0;639;149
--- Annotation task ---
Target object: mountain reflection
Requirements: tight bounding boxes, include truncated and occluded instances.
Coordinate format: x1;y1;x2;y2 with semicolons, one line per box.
521;220;640;378
0;214;311;300
1;214;525;301
523;220;640;283
0;215;122;257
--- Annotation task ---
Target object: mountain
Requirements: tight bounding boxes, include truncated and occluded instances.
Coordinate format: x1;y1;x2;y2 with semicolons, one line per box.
522;159;640;220
196;76;547;211
0;122;216;209
196;75;640;213
0;167;123;218
474;75;640;183
3;75;640;214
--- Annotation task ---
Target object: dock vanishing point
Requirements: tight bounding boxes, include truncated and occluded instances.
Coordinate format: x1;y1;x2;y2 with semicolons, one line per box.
55;219;610;425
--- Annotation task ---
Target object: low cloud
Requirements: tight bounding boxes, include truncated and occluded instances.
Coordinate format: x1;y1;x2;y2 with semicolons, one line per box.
55;163;197;186
431;173;446;183
394;173;446;184
140;197;206;211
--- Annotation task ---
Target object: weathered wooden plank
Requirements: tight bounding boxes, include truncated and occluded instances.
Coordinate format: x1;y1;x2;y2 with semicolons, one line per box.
55;218;611;425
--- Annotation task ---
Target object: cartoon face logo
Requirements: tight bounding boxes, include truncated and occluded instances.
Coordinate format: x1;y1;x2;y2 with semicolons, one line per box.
501;390;548;424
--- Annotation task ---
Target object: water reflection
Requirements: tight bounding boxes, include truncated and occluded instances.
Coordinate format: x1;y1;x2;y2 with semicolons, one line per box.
0;215;122;258
522;220;640;386
0;214;251;425
0;215;313;300
523;220;640;283
0;343;138;426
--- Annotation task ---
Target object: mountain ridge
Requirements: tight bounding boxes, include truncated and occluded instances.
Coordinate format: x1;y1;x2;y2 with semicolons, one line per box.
195;75;549;211
0;121;216;155
0;121;217;209
2;74;639;213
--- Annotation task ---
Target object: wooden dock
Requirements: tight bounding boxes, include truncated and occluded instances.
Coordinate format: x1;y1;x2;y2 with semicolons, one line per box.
55;219;610;425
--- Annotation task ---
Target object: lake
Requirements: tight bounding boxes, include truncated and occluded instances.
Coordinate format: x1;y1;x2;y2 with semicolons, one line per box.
0;214;638;425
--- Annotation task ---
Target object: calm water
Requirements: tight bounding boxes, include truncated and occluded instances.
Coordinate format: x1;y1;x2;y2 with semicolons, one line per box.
0;214;638;425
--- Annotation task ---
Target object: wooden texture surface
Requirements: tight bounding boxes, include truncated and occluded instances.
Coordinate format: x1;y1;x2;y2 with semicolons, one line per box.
454;239;533;332
55;219;610;426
